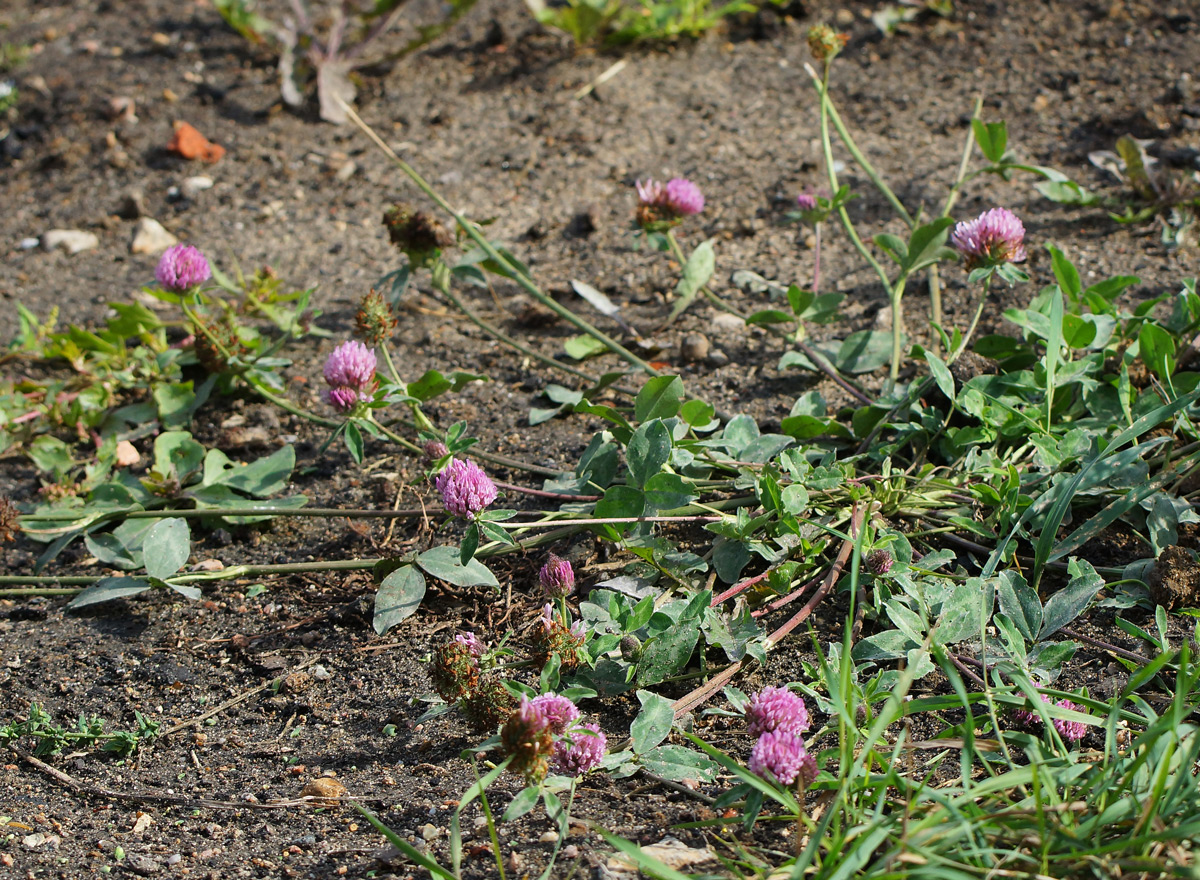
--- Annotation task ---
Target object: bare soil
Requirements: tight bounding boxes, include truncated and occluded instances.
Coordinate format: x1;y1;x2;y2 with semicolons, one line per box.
2;1;1199;877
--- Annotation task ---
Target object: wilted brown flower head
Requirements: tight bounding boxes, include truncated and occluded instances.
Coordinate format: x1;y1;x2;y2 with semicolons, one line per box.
429;641;480;704
500;698;554;785
383;204;453;267
462;677;517;732
191;314;247;374
0;497;19;543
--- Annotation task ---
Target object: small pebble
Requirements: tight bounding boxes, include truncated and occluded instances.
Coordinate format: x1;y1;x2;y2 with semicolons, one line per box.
19;237;39;249
680;332;710;362
706;349;730;367
538;831;559;844
420;824;441;841
710;313;745;335
167;855;182;867
312;664;331;681
562;845;579;859
130;217;177;254
42;229;99;254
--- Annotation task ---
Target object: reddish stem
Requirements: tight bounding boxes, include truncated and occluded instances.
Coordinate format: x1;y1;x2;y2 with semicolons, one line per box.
672;504;863;720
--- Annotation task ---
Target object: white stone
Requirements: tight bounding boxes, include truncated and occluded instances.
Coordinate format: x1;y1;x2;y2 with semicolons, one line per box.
182;176;214;198
19;237;39;249
42;229;99;254
130;217;177;254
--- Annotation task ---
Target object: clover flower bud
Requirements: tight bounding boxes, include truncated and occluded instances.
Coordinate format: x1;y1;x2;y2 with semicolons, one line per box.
533;604;586;671
950;207;1027;271
749;731;814;787
1052;700;1087;743
745;686;811;738
807;24;848;62
539;554;575;598
796;192;819;212
435;458;498;520
866;549;894;575
354;288;398;346
620;635;642;661
423;439;450;463
155;244;211;292
553;722;606;777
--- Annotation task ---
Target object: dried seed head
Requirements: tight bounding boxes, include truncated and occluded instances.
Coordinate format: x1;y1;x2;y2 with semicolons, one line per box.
429;641;479;704
383;204;454;267
500;698;554;785
191;314;247;374
807;24;848;62
462;677;517;732
0;497;19;543
354;289;398;346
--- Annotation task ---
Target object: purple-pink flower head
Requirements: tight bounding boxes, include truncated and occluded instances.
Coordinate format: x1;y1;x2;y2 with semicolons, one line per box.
435;458;498;520
749;731;815;787
950;208;1028;271
322;340;377;414
1053;700;1087;743
636;179;665;206
553;722;606;776
454;632;485;658
529;693;581;735
1010;694;1050;730
664;178;705;216
155;244;211;292
745;686;811;738
539;554;575;598
796;192;819;212
635;176;704;229
323;340;377;389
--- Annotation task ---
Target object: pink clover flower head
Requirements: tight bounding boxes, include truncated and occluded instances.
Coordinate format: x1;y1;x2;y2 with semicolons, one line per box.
155;244;211;292
1053;700;1087;743
635;176;704;229
749;731;813;786
529;693;581;735
323;340;377;389
950;207;1027;270
796;192;819;212
435;458;498;520
1010;694;1050;730
539;554;575;598
322;340;377;414
664;177;705;216
454;632;485;658
745;686;810;738
553;722;606;776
